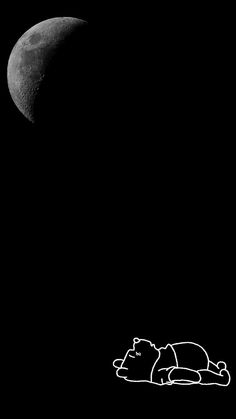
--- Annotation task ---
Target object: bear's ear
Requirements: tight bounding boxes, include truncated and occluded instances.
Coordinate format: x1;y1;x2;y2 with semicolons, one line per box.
133;337;140;343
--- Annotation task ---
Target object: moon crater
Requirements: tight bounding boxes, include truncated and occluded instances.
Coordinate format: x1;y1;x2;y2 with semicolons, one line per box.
28;32;42;45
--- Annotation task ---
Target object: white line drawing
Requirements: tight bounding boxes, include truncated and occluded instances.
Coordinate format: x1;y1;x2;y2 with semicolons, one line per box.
113;338;231;386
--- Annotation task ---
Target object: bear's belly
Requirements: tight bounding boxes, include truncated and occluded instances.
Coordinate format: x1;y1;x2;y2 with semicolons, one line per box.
172;342;209;370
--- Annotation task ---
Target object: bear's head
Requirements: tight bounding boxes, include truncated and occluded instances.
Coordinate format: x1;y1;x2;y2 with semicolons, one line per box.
119;338;160;381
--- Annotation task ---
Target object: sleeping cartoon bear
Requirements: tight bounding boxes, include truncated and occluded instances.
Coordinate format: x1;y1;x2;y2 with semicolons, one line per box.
113;338;230;386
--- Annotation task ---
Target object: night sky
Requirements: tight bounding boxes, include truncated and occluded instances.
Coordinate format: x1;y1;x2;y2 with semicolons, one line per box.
1;2;234;416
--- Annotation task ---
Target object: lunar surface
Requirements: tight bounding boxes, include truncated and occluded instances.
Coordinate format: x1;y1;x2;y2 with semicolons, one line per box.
7;17;88;125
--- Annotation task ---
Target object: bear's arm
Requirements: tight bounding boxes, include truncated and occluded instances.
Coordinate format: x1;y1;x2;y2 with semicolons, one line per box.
169;368;201;383
151;367;201;385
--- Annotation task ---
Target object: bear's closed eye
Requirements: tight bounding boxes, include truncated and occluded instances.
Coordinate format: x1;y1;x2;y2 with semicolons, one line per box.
135;352;141;356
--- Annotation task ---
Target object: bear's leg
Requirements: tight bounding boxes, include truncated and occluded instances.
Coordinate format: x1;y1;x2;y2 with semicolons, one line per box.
198;369;230;386
208;361;221;373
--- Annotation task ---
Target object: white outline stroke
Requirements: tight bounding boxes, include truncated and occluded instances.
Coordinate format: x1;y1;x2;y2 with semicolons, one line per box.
113;338;231;387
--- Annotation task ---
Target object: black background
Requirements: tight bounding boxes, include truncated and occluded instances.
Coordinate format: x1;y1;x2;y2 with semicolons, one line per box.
1;1;234;416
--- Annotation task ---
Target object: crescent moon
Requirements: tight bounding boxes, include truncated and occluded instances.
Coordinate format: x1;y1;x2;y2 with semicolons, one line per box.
7;17;88;124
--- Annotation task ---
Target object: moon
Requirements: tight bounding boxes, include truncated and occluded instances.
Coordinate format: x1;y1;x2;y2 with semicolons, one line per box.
7;17;88;125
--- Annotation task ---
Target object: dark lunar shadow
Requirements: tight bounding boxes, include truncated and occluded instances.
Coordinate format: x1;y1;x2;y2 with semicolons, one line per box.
33;23;89;132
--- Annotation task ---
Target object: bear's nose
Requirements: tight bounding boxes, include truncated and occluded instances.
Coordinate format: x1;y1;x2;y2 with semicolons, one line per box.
133;338;140;344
